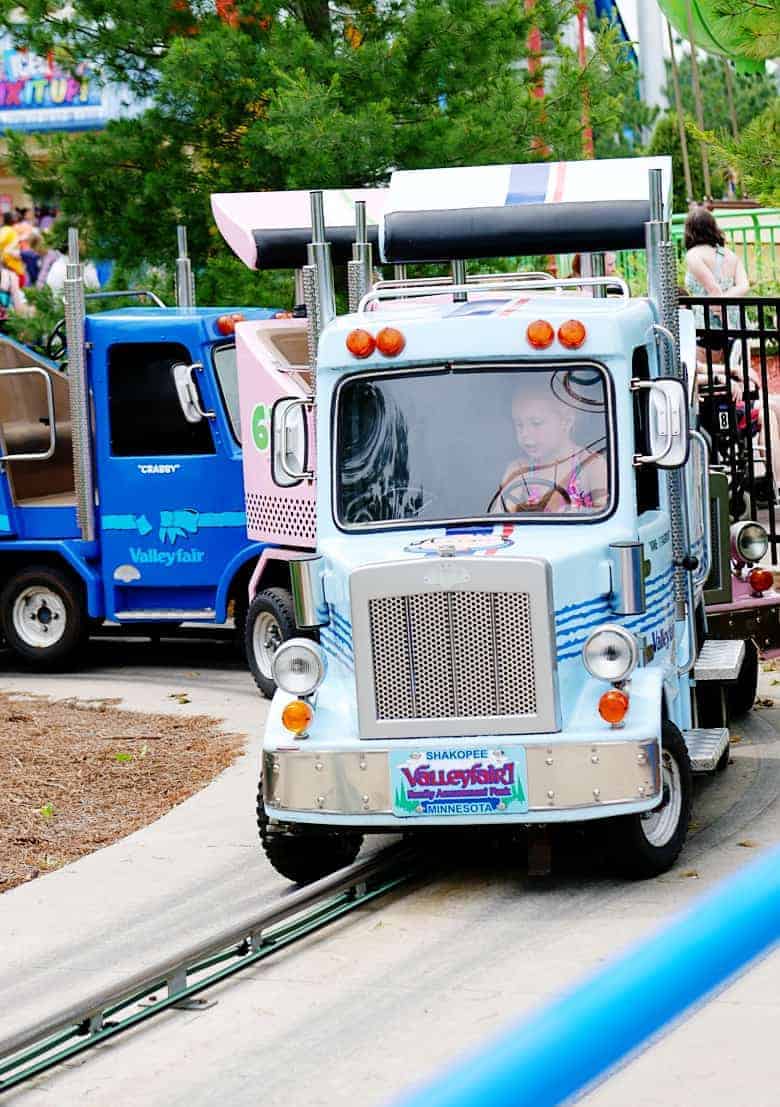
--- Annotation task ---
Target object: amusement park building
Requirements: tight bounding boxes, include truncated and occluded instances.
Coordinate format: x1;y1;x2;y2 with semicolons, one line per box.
0;36;141;213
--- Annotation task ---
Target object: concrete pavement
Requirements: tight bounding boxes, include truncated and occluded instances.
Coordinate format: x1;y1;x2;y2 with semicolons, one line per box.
2;639;780;1105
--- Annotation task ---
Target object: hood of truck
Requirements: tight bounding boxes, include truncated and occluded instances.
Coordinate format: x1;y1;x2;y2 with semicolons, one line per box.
316;514;675;733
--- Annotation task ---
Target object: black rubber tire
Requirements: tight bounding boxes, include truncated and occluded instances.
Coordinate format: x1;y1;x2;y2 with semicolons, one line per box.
244;587;297;698
256;781;363;884
0;564;87;669
727;637;759;720
611;721;693;879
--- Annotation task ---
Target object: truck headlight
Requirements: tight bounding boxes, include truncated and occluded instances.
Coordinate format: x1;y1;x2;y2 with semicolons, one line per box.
731;521;768;564
582;625;638;683
272;639;326;696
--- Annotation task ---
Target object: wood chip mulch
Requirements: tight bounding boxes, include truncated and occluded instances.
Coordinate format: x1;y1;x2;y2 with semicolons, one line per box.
0;690;244;893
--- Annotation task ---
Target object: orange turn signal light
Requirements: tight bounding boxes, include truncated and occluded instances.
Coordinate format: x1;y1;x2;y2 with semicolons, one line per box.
598;688;630;726
281;699;314;735
216;312;245;336
526;319;555;349
749;567;774;596
346;328;376;358
376;326;406;357
558;319;587;349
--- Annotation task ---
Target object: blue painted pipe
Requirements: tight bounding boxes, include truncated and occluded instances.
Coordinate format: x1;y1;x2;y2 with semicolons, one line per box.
393;847;780;1107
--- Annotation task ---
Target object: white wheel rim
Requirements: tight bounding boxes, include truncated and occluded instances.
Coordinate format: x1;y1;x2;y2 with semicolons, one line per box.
641;749;683;848
252;611;283;679
12;586;67;648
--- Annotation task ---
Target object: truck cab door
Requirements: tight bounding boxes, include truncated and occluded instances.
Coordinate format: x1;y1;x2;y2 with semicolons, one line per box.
94;339;248;623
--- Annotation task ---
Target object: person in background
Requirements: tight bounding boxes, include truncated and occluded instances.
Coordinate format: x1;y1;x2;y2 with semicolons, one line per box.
37;206;56;233
45;237;100;298
0;214;26;287
0;259;31;325
684;206;749;310
20;229;41;286
684;206;780;495
14;208;34;242
35;233;62;289
567;252;618;291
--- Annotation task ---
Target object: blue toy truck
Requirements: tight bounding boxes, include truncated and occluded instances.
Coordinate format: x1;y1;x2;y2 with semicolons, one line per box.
0;232;282;667
217;158;764;881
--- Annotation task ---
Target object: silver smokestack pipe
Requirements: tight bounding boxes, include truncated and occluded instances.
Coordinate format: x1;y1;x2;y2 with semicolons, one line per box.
64;228;96;542
348;199;373;312
175;225;195;308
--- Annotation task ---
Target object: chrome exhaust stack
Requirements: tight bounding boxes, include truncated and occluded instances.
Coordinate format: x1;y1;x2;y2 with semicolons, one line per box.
175;225;196;308
644;167;694;661
302;190;335;374
347;199;372;313
64;228;95;542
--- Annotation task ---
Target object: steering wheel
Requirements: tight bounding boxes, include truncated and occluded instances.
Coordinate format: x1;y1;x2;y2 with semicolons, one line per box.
345;484;433;524
491;474;572;514
45;318;67;364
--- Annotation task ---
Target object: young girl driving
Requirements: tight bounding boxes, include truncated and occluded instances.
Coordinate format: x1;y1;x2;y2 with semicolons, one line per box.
490;375;608;514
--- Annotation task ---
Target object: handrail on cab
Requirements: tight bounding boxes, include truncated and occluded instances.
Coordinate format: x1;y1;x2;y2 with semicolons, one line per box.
84;289;167;308
358;275;630;313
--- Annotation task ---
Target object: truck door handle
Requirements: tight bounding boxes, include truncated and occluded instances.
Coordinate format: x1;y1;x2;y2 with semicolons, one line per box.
188;363;215;420
173;362;215;422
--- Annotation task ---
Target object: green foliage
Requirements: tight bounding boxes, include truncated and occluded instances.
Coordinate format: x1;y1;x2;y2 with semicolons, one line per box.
689;100;780;207
3;285;64;356
664;52;777;132
710;0;780;62
38;802;54;818
6;0;642;304
645;111;723;210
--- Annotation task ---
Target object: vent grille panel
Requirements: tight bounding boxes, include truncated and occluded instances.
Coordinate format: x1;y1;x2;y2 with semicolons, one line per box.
368;589;536;722
494;592;537;715
370;596;414;720
245;491;316;545
409;592;452;718
452;592;496;716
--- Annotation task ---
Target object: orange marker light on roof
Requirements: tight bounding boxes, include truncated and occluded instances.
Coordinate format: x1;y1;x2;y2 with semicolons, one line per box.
346;328;376;358
598;688;630;727
216;313;244;336
376;326;406;357
526;319;555;349
558;319;587;349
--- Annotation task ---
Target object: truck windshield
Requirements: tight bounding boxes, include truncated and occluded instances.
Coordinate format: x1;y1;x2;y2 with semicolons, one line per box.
335;365;612;528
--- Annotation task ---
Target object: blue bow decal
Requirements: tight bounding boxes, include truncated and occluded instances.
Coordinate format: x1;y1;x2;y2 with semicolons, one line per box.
159;508;200;544
103;514;153;536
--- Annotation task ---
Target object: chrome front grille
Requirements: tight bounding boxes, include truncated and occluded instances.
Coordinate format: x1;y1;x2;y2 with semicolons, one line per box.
351;557;559;739
369;590;537;720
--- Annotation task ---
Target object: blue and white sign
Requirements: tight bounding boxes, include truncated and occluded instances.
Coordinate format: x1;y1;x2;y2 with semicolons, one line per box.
0;38;143;132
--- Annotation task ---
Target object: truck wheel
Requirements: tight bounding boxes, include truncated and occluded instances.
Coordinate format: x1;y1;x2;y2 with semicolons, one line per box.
612;722;692;879
1;565;87;669
727;638;759;720
256;781;363;884
245;587;297;698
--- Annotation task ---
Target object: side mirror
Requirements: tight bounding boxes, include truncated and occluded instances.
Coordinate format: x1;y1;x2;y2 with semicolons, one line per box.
632;377;689;469
272;398;313;485
172;362;214;423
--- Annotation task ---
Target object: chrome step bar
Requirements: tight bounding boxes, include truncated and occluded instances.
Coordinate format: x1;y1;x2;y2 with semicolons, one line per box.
113;608;216;621
693;639;745;682
683;727;730;772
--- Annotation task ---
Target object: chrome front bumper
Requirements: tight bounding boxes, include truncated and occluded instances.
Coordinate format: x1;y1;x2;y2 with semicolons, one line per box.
263;738;661;822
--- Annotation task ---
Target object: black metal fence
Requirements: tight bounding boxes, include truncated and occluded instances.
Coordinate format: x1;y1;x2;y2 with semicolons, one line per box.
681;295;780;564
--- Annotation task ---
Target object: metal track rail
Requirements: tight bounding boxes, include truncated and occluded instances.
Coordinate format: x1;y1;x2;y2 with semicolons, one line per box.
0;844;417;1093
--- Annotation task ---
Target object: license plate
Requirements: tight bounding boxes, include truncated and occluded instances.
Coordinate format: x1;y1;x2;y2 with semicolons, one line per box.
390;746;528;818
